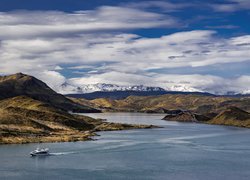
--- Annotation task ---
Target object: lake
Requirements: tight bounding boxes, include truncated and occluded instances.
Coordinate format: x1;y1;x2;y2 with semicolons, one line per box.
1;113;250;180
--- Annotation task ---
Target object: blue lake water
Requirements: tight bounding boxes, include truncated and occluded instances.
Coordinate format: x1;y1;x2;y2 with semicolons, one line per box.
1;113;250;180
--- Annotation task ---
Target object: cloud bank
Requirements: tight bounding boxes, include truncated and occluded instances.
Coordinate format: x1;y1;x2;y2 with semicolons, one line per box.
0;3;249;94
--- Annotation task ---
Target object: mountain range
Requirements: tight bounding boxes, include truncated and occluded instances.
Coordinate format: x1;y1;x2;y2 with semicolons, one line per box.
61;82;249;98
60;83;166;94
0;72;250;145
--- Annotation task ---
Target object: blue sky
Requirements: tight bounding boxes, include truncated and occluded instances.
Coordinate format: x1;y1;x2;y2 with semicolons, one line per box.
0;0;250;94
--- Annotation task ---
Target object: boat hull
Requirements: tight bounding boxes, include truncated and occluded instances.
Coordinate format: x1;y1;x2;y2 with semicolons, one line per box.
30;153;50;156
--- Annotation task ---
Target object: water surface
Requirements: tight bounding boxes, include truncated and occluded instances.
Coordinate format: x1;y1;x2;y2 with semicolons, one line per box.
1;113;250;180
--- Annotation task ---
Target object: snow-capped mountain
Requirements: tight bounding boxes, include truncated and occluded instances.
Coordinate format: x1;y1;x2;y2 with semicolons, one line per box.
59;83;166;94
165;85;202;93
59;82;250;96
242;90;250;94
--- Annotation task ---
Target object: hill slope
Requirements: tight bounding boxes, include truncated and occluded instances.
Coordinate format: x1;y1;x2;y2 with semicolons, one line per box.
71;94;250;113
67;90;213;100
208;107;250;127
0;96;155;144
0;73;99;113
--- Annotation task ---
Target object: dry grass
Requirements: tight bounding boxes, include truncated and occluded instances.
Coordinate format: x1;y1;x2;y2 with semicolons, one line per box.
208;107;250;128
0;96;157;144
72;95;250;113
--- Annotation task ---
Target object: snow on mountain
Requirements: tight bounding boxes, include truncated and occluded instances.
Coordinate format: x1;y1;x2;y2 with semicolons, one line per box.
58;82;250;96
165;85;203;93
241;89;250;95
60;82;83;94
59;83;166;94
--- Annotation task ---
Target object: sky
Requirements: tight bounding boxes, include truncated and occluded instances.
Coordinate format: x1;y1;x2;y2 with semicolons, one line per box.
0;0;250;94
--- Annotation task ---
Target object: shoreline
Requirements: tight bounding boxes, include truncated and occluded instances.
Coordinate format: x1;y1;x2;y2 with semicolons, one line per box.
0;123;158;145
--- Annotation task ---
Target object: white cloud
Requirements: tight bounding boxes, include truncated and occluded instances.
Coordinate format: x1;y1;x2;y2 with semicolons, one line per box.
0;7;179;39
0;7;249;94
68;65;95;70
69;71;153;86
68;72;250;95
54;66;63;70
125;1;191;12
205;25;239;29
35;70;66;92
1;29;250;93
210;0;250;12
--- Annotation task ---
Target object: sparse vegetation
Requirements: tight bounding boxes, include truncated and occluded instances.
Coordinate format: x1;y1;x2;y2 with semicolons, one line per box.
72;95;250;128
71;94;250;113
0;73;157;144
208;107;250;128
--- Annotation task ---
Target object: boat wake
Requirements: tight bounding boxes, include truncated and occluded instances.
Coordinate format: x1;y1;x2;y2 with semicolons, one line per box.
49;151;77;156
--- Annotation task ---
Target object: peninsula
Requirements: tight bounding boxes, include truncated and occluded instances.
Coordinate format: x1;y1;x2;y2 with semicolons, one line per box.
0;73;156;144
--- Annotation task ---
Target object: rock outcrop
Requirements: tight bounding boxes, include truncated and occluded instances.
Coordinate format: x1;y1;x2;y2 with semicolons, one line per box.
162;110;210;122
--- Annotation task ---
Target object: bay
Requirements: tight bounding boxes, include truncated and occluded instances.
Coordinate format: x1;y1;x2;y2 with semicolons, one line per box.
1;113;250;180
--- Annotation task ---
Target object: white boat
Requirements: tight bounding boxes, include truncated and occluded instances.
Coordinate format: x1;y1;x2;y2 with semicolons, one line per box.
30;148;50;156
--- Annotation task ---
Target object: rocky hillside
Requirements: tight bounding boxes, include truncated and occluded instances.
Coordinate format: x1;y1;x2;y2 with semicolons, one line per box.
0;73;100;113
208;107;250;128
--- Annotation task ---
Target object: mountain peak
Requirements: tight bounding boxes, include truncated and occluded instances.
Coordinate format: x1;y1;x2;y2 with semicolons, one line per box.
60;83;166;94
0;73;100;113
0;72;29;81
0;72;52;93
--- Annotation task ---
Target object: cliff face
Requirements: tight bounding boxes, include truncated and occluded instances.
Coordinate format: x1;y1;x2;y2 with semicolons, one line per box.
0;73;100;113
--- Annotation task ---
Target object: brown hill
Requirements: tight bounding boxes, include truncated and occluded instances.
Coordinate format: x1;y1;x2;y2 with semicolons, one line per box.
0;73;99;113
208;107;250;128
0;96;156;144
72;95;250;128
0;96;94;143
70;94;250;113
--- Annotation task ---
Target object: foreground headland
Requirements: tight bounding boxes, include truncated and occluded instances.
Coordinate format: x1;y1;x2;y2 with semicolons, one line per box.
0;73;156;144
